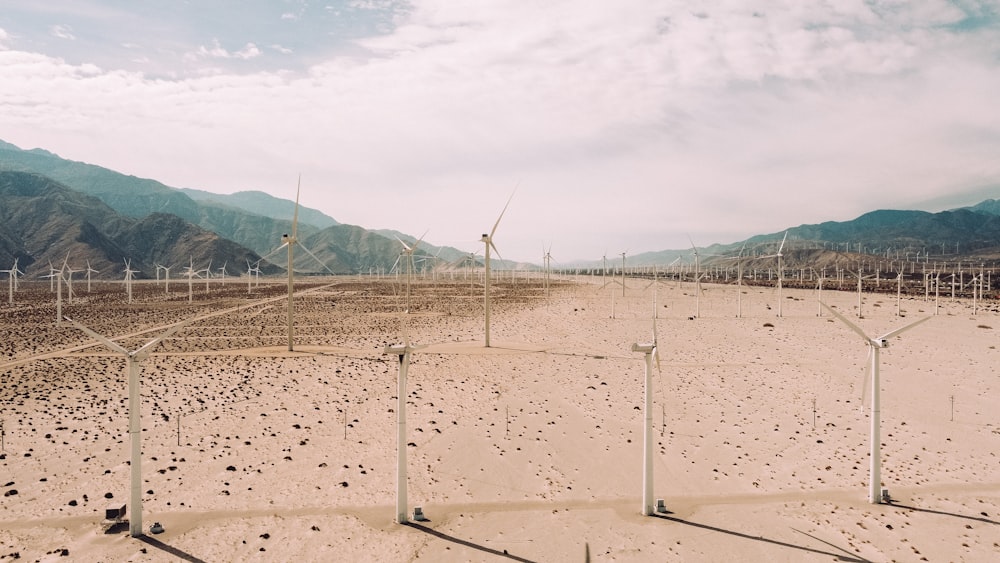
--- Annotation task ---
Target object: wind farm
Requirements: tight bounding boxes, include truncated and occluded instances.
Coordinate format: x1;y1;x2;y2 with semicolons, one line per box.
2;2;1000;558
0;250;997;561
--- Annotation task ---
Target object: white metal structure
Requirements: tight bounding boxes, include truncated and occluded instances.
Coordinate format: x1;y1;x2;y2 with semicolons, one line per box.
821;303;930;503
2;258;22;304
761;232;788;317
481;191;514;348
64;315;192;536
85;260;98;293
631;308;661;516
383;319;426;524
123;259;138;304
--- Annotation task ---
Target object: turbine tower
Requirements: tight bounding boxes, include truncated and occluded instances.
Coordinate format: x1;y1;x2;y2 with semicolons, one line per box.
283;178;302;352
481;191;514;348
631;307;660;516
64;315;192;536
383;319;426;524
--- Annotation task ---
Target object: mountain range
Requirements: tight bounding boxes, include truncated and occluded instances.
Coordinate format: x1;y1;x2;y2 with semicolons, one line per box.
2;138;999;277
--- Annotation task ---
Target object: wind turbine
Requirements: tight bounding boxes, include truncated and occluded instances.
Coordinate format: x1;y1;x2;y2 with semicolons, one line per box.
217;261;228;286
383;316;427;523
395;231;428;313
850;269;875;318
245;259;262;294
182;257;197;303
63;256;79;304
687;236;715;318
821;303;930;504
273;178;334;350
481;190;514;348
199;260;213;293
123;259;138;304
64;315;192;536
2;259;23;304
761;232;788;317
279;181;302;352
620;251;627;297
42;260;67;326
85;260;98;293
725;243;748;318
631;301;661;516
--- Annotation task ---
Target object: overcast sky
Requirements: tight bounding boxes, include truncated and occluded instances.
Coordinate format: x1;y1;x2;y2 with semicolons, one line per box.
2;1;999;262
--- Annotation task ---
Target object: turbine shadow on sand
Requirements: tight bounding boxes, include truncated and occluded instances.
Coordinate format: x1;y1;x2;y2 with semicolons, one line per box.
651;513;871;562
404;522;536;562
136;535;207;563
889;502;999;525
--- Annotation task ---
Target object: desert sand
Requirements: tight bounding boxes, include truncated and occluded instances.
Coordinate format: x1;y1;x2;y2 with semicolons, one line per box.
1;273;998;562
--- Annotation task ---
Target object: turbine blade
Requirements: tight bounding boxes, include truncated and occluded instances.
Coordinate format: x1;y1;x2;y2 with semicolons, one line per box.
63;316;130;355
489;190;516;239
777;231;788;254
861;346;872;409
820;302;870;342
879;315;932;341
395;236;412;252
292;174;301;239
414;229;429;251
134;317;195;358
299;244;337;275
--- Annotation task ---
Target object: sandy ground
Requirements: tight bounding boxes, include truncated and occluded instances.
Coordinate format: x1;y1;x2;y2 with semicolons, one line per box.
0;274;998;562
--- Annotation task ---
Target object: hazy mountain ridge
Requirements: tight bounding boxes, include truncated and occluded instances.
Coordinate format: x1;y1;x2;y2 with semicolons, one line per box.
0;139;469;272
4;139;1000;274
0;171;271;278
181;188;339;230
621;207;1000;269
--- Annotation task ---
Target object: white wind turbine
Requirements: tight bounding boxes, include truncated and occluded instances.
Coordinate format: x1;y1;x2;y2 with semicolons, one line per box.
761;232;788;317
155;263;172;294
182;257;197;303
42;260;67;326
724;243;748;318
64;315;192;536
821;303;930;504
62;256;79;304
85;260;98;293
2;258;23;304
383;316;427;524
217;261;228;286
850;269;875;318
267;178;335;351
245;259;261;294
123;259;138;304
631;300;662;516
394;231;428;313
199;260;213;293
687;237;713;318
481;191;515;348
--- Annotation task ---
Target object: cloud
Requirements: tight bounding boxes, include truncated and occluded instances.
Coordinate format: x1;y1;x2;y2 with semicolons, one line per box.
1;0;999;260
189;39;262;61
0;27;9;49
49;24;75;40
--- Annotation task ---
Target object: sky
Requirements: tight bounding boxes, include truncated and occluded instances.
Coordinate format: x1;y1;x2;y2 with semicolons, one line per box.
2;1;1000;263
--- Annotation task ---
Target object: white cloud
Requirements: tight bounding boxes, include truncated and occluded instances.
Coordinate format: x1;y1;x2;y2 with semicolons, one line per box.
234;43;261;59
0;27;9;50
49;24;75;40
189;39;262;61
1;0;1000;260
